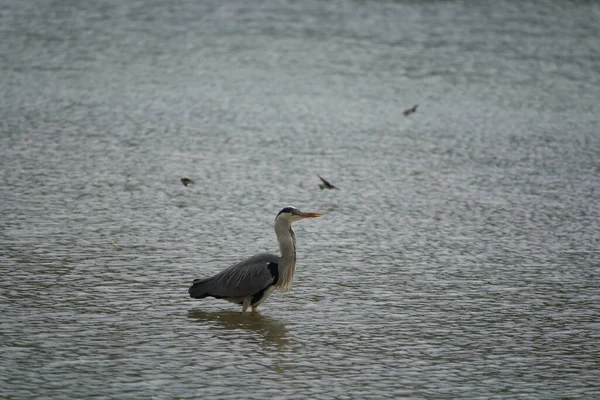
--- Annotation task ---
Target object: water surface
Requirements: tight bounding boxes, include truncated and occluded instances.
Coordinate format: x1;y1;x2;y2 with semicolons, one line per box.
1;0;599;398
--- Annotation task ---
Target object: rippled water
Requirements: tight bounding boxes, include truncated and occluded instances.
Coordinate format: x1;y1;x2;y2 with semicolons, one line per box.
1;0;600;398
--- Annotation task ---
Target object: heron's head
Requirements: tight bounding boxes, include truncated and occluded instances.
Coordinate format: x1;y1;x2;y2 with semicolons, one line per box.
276;206;323;223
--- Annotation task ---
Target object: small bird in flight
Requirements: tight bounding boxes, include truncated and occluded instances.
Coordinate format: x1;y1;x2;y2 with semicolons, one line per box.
403;104;418;116
318;175;340;190
181;178;195;187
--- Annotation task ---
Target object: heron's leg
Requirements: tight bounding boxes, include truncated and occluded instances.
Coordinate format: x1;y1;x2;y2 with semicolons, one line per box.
241;298;250;313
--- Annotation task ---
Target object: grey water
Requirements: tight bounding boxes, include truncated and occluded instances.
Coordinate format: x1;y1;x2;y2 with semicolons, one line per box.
1;0;599;398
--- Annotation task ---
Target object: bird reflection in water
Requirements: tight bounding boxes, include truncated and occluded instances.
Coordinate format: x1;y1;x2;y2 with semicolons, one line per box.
187;309;289;349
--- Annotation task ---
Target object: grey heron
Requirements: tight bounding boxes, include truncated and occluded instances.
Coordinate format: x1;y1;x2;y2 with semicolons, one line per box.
181;178;195;187
318;175;340;190
403;104;418;116
188;206;323;312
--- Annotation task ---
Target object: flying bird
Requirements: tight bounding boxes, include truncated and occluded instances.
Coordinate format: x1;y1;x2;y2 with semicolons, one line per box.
318;175;339;190
188;206;323;312
181;178;195;187
403;104;418;116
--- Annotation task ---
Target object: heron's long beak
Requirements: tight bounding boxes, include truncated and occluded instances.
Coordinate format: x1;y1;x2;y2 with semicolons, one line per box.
300;212;323;218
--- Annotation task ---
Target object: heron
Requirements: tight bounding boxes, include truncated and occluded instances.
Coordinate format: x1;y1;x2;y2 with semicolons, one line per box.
181;178;195;187
318;175;340;190
403;104;418;116
188;206;323;312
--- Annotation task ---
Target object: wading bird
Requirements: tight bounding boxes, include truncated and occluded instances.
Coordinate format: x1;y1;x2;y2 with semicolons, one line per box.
188;206;323;312
318;175;340;190
181;178;195;187
403;104;418;116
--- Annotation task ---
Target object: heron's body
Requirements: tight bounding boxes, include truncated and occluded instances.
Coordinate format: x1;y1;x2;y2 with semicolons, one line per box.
188;206;322;312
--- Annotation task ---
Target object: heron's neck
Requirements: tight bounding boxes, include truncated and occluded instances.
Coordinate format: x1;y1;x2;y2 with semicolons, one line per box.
274;218;296;292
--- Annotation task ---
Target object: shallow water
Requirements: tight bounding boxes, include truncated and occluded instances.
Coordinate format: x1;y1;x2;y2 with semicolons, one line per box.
1;0;600;399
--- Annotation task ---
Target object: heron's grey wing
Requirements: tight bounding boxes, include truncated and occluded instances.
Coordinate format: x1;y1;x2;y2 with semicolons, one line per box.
189;253;279;299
